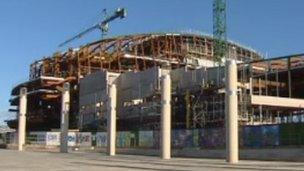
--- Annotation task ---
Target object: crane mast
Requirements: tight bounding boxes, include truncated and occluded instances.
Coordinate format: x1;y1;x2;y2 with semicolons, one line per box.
213;0;227;63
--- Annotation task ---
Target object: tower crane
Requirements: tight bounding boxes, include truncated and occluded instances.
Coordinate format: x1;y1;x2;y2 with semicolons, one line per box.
59;8;127;47
213;0;227;86
213;0;227;63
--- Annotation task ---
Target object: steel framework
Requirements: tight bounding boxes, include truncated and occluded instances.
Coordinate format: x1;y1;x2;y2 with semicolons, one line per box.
9;33;262;131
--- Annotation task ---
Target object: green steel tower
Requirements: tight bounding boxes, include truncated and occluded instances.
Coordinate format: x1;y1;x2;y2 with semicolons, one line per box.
213;0;227;63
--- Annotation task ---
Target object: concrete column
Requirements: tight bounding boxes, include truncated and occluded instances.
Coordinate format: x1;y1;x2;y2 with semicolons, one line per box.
107;84;117;156
18;87;27;151
225;59;239;164
60;83;70;153
161;75;171;159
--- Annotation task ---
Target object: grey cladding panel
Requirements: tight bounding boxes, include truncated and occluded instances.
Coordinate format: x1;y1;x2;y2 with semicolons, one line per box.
170;67;207;90
79;71;109;106
79;71;107;96
118;67;160;102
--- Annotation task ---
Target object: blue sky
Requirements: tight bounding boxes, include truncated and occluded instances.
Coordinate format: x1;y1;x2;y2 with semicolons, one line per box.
0;0;303;125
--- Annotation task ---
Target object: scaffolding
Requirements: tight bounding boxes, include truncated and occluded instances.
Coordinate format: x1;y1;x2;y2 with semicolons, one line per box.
9;33;262;131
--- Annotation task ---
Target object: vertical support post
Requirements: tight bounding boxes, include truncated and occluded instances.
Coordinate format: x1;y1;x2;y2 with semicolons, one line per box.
287;57;292;98
251;108;254;124
265;61;270;96
18;87;27;151
185;90;190;129
265;73;268;96
161;75;171;159
249;64;253;124
225;59;238;164
249;77;253;95
276;111;280;124
289;112;293;123
259;106;263;123
107;84;117;156
249;63;253;95
60;83;70;153
258;78;263;123
276;69;279;97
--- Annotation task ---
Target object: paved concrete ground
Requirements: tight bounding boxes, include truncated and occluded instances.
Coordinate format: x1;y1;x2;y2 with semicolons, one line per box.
1;149;304;171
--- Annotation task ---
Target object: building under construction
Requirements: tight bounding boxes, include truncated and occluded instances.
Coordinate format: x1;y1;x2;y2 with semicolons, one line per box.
7;32;304;132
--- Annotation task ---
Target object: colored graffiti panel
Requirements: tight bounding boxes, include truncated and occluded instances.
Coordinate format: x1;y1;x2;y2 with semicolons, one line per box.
45;132;77;146
199;127;225;148
23;123;304;149
172;129;195;148
238;127;244;147
46;132;60;146
68;132;77;146
280;123;304;145
77;132;92;146
243;126;262;147
243;125;279;147
96;132;107;147
139;131;153;148
28;132;46;145
153;130;160;148
193;129;199;147
116;131;135;148
261;125;279;146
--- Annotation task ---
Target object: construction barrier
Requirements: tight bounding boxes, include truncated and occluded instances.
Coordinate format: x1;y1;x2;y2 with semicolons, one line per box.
5;123;304;149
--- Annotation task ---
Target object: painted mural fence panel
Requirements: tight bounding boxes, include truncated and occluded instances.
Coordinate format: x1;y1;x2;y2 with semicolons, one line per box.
199;127;225;148
46;132;60;146
46;132;78;147
96;132;107;147
67;132;77;147
280;123;304;145
172;129;196;148
27;132;46;145
6;132;18;144
152;130;160;149
243;126;262;148
261;125;279;146
77;132;92;146
6;123;302;149
27;132;79;146
243;125;279;148
45;132;77;146
138;131;153;148
116;131;135;148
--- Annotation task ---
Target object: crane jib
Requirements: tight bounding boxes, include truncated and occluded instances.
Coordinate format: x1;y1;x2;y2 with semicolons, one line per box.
59;8;127;47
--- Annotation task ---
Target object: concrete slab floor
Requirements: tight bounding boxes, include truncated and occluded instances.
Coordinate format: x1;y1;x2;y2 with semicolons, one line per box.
0;149;304;171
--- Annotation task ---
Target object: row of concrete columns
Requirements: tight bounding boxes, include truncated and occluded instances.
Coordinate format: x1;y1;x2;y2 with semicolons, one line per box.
17;59;238;163
17;83;72;153
16;77;173;159
105;75;172;159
